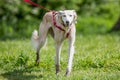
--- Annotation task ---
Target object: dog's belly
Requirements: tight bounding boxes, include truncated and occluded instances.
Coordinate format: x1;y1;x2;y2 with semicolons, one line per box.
48;27;54;38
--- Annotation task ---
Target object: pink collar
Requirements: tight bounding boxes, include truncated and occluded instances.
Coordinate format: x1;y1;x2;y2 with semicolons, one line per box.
52;11;71;38
52;11;65;31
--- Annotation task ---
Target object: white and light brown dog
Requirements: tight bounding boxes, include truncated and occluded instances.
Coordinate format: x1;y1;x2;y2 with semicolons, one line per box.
31;10;77;76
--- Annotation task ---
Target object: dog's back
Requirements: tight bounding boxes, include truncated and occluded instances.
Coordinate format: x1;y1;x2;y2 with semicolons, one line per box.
43;12;53;24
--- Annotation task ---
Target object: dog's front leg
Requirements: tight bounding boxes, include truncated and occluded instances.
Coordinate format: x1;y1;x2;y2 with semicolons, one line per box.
55;41;62;75
66;28;75;76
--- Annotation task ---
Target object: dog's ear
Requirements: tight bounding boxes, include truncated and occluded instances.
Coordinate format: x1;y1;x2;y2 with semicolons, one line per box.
57;11;64;23
58;11;64;16
73;10;77;24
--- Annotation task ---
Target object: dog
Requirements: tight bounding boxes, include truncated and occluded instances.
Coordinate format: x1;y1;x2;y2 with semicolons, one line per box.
31;10;77;76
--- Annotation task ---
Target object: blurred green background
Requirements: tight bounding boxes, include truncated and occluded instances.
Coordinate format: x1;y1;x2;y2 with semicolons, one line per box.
0;0;119;40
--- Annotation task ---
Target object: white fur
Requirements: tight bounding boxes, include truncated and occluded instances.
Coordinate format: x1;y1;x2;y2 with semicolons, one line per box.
31;30;39;50
31;10;77;76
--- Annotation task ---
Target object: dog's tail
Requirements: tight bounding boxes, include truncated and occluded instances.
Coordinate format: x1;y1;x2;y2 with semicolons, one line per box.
31;30;39;50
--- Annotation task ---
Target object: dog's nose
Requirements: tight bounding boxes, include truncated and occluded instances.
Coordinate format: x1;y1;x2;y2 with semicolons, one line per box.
66;21;69;24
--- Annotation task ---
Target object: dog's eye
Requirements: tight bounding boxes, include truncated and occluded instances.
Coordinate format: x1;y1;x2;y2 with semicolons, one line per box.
69;15;72;17
63;15;66;17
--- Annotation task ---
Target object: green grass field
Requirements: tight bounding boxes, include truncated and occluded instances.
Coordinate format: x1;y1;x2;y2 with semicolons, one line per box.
0;0;120;79
0;30;120;80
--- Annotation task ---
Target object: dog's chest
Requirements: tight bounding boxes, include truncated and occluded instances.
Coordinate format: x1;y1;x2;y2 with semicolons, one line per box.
54;29;66;40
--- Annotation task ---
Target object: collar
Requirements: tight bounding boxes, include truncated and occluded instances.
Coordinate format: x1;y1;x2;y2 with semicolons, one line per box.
52;11;65;32
52;11;71;38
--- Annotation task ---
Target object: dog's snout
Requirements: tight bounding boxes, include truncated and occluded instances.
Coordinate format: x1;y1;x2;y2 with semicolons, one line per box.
65;21;70;26
66;21;69;24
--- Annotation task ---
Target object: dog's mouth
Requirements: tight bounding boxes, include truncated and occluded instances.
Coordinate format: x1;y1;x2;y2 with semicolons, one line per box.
66;23;69;26
64;21;71;27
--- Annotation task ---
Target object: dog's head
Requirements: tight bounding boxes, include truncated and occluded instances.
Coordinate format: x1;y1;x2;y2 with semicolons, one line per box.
58;10;77;27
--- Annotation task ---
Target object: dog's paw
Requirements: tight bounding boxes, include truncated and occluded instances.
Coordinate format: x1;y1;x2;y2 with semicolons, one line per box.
65;68;71;76
35;60;40;66
35;62;39;66
56;65;60;76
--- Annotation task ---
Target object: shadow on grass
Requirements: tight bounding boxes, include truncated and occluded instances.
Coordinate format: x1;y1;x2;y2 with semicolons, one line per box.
1;66;44;80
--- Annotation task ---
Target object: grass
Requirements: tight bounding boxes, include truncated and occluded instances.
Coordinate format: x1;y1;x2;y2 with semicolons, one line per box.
0;30;120;80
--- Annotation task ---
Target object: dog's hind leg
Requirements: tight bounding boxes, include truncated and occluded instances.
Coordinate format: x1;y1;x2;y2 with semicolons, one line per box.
35;21;49;65
36;37;47;65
